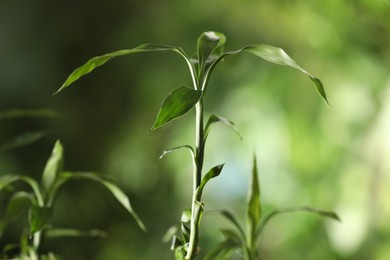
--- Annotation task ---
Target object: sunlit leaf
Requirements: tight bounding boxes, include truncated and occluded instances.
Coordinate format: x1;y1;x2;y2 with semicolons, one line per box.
246;156;261;248
256;206;340;238
29;205;53;235
204;45;328;103
204;114;242;142
0;108;58;120
151;86;202;130
0;191;33;238
181;208;192;223
196;164;224;197
41;140;63;193
197;31;226;69
54;44;195;94
244;44;328;103
0;131;48;152
50;172;146;232
45;228;107;239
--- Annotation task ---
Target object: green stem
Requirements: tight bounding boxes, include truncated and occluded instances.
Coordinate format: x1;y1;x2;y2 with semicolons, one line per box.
186;99;204;260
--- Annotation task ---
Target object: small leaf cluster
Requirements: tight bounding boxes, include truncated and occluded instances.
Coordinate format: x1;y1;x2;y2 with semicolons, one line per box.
205;157;340;260
0;140;144;259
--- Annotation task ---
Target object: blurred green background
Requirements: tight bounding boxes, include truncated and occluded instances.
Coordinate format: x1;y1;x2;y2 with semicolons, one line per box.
1;0;390;259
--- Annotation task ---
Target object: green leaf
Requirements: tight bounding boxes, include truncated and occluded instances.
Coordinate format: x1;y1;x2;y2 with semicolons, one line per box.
256;206;340;239
0;191;33;238
180;208;192;223
185;200;204;257
159;145;194;160
170;235;183;250
174;243;187;260
50;172;146;232
246;156;261;248
42;140;64;193
204;239;240;260
244;44;328;103
54;44;195;94
0;108;58;120
0;175;44;206
45;228;107;239
218;210;246;240
29;205;53;235
181;223;191;243
162;224;179;243
196;164;224;198
0;131;48;152
220;229;243;246
0;175;19;190
203;45;328;103
197;31;226;68
204;114;242;142
151;86;202;130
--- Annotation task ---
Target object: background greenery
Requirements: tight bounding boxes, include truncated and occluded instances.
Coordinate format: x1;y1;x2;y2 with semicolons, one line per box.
1;0;390;259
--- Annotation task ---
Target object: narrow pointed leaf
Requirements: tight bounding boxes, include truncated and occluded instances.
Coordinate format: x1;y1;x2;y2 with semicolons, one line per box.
0;191;33;237
204;239;240;260
244;44;328;103
159;145;194;160
0;175;44;206
42;140;64;193
220;229;243;246
151;86;202;130
55;44;194;94
0;131;48;152
197;31;226;67
246;156;261;248
196;164;224;197
204;114;242;142
218;210;246;239
0;175;19;191
256;206;340;238
0;108;58;120
29;205;53;235
204;45;328;103
45;228;107;239
51;172;146;232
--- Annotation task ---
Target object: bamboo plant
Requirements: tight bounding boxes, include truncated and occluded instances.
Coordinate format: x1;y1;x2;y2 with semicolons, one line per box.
54;31;332;259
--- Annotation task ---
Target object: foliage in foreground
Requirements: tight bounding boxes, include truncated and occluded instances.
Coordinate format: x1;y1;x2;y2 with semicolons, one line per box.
0;140;144;259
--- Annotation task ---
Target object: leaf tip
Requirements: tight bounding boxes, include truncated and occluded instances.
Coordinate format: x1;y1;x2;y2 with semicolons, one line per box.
309;76;329;105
